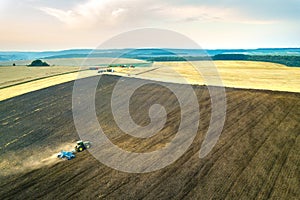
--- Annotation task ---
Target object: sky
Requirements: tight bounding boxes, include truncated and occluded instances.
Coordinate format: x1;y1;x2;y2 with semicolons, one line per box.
0;0;299;50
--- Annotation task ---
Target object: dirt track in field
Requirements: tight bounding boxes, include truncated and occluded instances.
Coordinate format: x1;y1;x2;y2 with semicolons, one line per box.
0;75;299;199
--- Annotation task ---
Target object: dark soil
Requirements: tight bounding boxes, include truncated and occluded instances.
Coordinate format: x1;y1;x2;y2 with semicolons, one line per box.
0;75;299;199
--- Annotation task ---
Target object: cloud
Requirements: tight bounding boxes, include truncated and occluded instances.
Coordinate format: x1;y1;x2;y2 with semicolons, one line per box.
1;0;299;50
39;0;132;28
39;7;74;24
112;8;126;17
38;0;280;30
37;0;129;28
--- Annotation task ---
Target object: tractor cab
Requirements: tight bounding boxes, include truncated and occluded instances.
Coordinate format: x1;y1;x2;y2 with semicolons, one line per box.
75;140;91;152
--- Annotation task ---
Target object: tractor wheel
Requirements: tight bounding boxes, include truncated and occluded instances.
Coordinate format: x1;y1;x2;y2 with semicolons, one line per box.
79;147;83;152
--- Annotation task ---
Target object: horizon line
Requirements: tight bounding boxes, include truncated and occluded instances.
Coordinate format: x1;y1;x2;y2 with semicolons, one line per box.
1;47;300;53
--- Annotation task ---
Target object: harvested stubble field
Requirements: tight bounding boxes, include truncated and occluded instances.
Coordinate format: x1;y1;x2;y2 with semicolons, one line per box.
0;75;299;199
0;57;147;67
0;57;147;101
0;66;80;88
116;61;300;93
0;69;98;101
0;58;146;88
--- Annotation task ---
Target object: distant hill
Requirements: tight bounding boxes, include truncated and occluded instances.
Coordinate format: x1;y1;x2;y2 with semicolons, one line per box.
0;48;299;62
0;48;300;67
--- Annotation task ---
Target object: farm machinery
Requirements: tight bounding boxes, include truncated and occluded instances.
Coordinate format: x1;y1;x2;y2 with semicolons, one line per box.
75;140;92;152
57;140;91;160
57;151;75;160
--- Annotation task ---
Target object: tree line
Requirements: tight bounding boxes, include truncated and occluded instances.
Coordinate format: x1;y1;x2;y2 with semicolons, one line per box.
146;54;300;67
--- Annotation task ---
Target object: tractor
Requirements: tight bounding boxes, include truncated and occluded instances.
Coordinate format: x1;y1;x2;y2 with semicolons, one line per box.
75;140;91;152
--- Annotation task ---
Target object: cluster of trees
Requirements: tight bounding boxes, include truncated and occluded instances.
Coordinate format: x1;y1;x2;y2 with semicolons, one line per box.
28;59;50;67
145;54;300;67
248;55;300;67
213;54;300;67
146;56;211;62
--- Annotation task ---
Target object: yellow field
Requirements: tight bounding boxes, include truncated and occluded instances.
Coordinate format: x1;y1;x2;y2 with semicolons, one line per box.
1;61;299;101
0;66;80;88
0;58;147;67
0;70;98;101
116;61;300;93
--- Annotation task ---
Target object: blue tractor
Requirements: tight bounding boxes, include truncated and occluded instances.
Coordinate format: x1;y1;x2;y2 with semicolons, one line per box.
57;151;76;160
